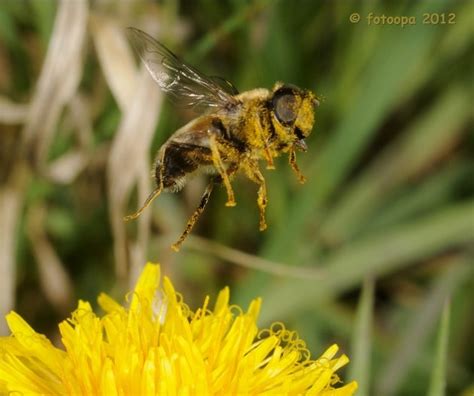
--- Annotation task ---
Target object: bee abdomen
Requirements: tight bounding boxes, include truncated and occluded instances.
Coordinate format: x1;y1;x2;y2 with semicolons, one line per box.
155;142;212;191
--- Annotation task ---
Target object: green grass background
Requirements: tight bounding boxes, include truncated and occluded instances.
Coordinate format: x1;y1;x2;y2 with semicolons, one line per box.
0;0;473;395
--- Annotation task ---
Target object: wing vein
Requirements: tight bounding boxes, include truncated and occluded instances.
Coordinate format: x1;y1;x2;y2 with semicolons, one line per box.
127;27;239;111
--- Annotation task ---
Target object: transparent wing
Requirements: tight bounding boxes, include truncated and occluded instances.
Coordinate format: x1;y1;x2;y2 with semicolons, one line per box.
127;27;239;110
209;76;239;96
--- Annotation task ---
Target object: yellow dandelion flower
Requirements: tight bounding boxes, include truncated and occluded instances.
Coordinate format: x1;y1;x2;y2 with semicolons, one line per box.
0;262;357;395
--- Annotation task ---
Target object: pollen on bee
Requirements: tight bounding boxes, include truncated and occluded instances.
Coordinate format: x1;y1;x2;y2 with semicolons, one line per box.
127;28;317;251
296;100;316;132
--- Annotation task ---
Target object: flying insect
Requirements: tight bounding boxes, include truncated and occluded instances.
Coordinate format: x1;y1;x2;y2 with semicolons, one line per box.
124;28;319;251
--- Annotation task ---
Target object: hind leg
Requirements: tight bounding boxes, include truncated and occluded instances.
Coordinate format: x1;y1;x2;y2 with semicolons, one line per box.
123;186;163;221
243;161;268;231
171;181;215;252
124;149;167;221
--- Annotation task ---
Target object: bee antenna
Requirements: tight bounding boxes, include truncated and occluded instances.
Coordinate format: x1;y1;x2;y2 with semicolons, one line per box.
123;186;163;222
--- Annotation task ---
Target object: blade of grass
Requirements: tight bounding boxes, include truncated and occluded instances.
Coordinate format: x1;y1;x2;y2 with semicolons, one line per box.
45;150;87;184
129;158;155;290
90;15;137;112
68;94;94;148
427;300;450;396
348;276;374;396
107;67;162;279
254;200;474;321
21;0;88;167
189;0;270;62
185;235;325;279
330;0;391;113
363;160;470;234
296;265;468;388
376;263;464;396
320;85;471;244
0;164;29;335
26;204;73;313
44;93;93;183
397;0;474;102
0;96;28;124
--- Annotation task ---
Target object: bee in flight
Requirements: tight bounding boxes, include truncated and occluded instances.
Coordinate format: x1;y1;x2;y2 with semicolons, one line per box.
125;28;319;251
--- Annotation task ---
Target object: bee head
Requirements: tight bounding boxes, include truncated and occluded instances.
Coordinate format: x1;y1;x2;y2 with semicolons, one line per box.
271;83;318;151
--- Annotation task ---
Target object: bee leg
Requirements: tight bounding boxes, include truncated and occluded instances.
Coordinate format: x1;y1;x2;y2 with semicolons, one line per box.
171;181;215;252
254;115;275;170
263;145;275;170
124;150;166;221
208;133;236;207
123;185;163;221
245;164;268;231
289;149;306;184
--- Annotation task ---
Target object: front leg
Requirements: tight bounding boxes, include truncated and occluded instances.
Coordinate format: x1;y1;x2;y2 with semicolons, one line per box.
289;149;306;184
253;112;275;170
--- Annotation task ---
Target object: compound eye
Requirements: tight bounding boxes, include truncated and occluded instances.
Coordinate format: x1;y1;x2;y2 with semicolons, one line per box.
273;91;297;125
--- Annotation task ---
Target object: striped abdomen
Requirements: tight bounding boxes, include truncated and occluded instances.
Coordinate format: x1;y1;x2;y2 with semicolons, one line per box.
155;142;213;192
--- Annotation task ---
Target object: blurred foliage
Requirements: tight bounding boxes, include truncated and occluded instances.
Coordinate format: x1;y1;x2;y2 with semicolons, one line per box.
0;0;473;395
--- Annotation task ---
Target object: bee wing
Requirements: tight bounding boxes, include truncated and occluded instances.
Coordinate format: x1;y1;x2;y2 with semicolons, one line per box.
209;76;239;96
127;28;239;110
